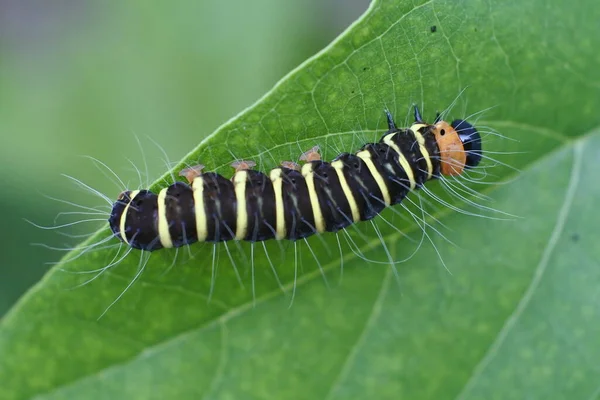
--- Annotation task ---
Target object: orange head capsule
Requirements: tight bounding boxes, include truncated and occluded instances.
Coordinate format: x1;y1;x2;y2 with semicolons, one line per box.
432;119;482;176
413;105;482;176
431;121;466;176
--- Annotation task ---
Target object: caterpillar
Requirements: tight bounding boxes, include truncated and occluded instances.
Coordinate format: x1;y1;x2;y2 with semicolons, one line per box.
108;106;482;252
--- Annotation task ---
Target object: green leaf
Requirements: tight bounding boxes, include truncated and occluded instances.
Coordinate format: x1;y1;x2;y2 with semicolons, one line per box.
2;0;599;399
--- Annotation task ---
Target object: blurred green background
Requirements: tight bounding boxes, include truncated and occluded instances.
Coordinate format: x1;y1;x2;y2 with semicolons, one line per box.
0;0;368;316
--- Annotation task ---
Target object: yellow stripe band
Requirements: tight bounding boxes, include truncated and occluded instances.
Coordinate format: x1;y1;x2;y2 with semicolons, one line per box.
269;168;286;240
356;150;391;206
332;160;360;222
157;188;174;248
119;190;140;245
301;163;325;233
234;171;248;240
409;123;433;180
192;177;207;241
382;133;416;190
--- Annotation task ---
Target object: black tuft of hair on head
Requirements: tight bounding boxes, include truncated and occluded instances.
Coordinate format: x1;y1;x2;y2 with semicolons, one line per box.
451;119;482;168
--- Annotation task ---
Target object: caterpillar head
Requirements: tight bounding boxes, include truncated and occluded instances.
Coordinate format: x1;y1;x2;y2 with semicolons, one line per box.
430;119;482;176
412;105;482;176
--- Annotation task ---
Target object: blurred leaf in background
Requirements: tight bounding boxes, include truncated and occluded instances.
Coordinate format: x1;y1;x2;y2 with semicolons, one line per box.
0;0;367;315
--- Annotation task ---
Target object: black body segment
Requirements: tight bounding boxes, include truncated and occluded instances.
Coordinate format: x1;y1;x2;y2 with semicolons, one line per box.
421;127;442;177
390;130;429;187
202;172;237;242
310;161;354;232
243;170;277;241
333;153;384;221
364;143;411;207
280;167;316;240
165;182;197;248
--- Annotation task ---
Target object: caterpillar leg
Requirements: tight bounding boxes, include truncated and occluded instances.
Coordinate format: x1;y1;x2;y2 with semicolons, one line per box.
299;145;321;162
178;164;205;184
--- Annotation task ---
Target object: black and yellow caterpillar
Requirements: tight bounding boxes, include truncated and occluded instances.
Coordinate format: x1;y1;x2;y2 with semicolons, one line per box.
108;107;482;251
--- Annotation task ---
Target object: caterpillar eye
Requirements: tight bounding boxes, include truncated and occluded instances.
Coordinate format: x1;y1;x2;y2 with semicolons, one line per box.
451;119;482;168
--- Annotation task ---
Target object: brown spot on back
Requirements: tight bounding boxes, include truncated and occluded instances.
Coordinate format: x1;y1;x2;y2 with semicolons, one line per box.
280;161;301;171
179;164;205;184
299;145;321;162
230;160;257;172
